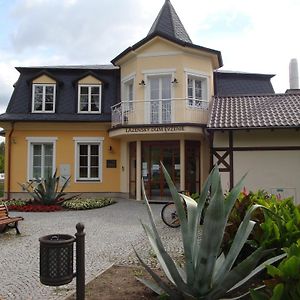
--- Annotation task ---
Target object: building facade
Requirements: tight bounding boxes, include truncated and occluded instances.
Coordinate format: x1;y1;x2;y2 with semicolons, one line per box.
1;0;299;203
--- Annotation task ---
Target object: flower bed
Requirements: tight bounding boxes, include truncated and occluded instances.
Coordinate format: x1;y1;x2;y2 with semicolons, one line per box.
2;197;115;212
61;197;115;210
7;204;63;212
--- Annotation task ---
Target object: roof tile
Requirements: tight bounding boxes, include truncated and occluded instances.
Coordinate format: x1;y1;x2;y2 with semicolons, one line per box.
208;93;300;129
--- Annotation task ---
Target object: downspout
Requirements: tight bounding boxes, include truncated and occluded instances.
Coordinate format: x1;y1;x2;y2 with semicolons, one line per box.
7;121;15;200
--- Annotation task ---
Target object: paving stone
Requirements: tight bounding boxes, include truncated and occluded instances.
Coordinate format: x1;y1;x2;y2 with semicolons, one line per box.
1;200;181;300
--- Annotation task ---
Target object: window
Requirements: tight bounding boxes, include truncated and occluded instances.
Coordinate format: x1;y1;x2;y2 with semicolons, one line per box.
32;84;56;113
187;75;208;108
74;137;103;181
148;75;172;123
78;85;101;113
27;137;57;180
123;79;134;111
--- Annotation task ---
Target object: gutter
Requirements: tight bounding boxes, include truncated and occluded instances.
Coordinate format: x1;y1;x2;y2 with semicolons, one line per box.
7;122;15;200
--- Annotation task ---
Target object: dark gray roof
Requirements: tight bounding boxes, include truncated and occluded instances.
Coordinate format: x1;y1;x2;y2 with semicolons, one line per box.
214;70;275;96
148;0;192;43
0;67;120;122
208;93;300;129
0;113;111;122
16;64;118;71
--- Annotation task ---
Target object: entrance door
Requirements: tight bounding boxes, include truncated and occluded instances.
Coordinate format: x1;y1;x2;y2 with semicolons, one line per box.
142;141;180;201
148;76;172;124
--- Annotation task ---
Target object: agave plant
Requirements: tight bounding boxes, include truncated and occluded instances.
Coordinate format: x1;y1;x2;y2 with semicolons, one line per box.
135;164;286;299
19;170;71;205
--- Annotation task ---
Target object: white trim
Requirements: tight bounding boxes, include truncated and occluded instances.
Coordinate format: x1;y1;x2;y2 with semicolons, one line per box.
77;84;102;113
142;68;176;75
137;51;182;58
145;74;174;124
26;137;58;142
184;68;210;77
73;137;104;142
122;77;135;111
121;72;136;83
73;137;103;182
32;83;56;113
26;137;57;181
185;72;210;104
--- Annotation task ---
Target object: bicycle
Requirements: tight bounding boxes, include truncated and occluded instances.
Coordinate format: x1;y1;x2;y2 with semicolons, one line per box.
161;191;189;228
161;191;209;228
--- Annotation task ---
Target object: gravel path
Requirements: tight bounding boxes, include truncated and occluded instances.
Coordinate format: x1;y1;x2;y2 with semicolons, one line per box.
0;200;182;300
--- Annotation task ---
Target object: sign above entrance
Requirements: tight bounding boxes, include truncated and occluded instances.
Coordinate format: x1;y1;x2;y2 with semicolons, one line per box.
109;125;203;138
125;126;184;133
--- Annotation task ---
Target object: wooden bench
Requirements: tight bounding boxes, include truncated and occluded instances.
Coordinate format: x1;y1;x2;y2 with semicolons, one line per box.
0;204;24;234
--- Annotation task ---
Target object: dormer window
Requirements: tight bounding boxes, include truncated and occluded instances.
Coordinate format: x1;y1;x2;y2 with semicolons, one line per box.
78;85;102;113
32;84;56;113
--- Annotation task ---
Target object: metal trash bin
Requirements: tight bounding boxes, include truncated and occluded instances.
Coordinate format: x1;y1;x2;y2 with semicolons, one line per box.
39;234;75;286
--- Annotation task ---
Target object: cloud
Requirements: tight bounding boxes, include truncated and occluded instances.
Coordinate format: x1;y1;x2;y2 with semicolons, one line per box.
0;0;299;115
10;0;146;63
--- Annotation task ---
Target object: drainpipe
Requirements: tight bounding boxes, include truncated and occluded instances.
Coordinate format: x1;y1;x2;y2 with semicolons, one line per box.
7;122;15;200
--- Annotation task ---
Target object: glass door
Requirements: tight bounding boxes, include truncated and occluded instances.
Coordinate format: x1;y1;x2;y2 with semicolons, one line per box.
149;76;172;124
142;141;180;201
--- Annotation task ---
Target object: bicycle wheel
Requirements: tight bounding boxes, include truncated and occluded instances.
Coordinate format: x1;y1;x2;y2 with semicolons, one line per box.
161;202;180;228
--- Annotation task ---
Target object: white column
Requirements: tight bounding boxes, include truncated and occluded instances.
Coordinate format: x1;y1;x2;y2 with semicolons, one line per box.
120;141;129;194
136;140;142;201
180;139;185;191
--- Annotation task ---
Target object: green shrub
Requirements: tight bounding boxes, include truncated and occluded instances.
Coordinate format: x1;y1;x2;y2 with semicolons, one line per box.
1;199;27;207
135;165;285;299
251;240;300;300
223;191;300;258
61;197;115;210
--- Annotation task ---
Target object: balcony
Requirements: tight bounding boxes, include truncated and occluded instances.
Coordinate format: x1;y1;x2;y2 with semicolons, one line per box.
111;98;209;128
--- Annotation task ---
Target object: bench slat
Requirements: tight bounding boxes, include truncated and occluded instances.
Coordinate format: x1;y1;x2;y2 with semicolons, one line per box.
0;204;24;234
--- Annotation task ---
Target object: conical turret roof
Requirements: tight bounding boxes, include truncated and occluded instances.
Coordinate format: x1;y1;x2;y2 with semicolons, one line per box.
148;0;192;43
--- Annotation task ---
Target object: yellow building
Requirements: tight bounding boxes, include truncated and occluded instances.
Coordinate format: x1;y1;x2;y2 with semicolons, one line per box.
1;0;299;202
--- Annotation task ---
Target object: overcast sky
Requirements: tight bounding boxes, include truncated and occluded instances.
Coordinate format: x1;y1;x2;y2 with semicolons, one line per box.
0;0;300;114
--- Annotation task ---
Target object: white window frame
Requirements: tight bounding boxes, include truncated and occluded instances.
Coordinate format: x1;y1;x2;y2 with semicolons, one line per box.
143;70;175;124
73;137;104;182
26;137;57;181
32;84;56;113
122;76;135;111
78;84;102;113
185;71;209;108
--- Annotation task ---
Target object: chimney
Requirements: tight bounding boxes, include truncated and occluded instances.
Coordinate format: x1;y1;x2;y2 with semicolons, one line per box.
289;58;299;89
286;58;300;93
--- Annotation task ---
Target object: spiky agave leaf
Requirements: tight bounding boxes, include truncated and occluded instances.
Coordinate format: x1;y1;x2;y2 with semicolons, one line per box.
161;163;210;287
133;247;184;299
194;167;226;294
213;205;266;285
138;163;286;299
140;181;189;293
190;166;218;270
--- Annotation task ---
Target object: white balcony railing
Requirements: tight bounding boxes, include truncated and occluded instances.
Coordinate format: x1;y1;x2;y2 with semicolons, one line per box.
111;98;209;128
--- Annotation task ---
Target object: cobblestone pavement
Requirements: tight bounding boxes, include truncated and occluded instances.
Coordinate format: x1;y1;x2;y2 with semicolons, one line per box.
0;200;182;300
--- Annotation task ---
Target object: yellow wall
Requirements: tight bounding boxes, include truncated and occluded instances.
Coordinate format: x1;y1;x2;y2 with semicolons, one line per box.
120;37;215;102
32;75;56;84
2;122;121;194
78;75;102;84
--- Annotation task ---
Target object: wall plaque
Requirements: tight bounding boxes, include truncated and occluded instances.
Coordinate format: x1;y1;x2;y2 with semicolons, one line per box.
106;160;117;168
